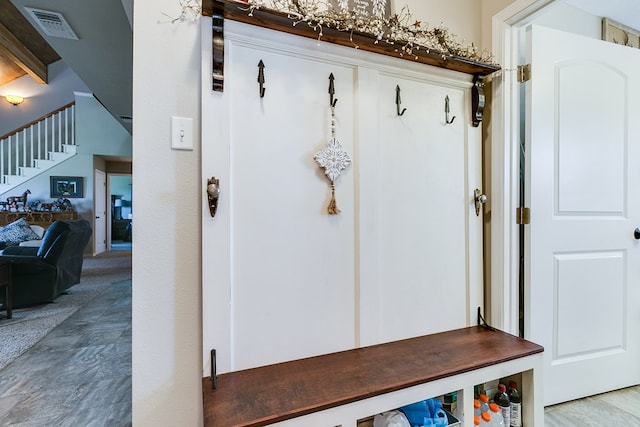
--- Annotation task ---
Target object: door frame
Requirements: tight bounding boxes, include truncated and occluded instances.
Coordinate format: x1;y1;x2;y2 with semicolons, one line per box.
94;169;107;255
489;0;557;334
107;172;133;251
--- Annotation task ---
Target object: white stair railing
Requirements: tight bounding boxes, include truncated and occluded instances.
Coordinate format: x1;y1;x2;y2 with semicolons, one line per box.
0;102;76;185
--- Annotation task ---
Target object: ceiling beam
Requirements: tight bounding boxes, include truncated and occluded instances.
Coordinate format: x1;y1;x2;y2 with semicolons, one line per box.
0;22;47;84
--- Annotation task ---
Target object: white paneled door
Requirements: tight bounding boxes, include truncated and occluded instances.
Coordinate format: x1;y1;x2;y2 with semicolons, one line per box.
526;25;640;405
94;169;107;255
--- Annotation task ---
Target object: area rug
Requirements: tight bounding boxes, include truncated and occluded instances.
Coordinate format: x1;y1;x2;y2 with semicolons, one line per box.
0;251;131;370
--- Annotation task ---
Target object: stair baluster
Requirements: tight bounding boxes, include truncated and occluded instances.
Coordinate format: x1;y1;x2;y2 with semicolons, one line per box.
0;102;77;194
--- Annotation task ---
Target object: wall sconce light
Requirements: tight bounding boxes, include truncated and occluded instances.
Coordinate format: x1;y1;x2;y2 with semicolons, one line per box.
5;95;24;106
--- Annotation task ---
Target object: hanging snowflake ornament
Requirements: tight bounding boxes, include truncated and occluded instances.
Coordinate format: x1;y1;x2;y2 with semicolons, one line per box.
315;138;351;182
314;104;351;214
315;137;351;214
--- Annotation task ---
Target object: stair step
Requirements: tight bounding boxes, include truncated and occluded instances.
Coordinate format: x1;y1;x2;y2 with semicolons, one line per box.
62;144;77;155
0;150;77;196
19;167;40;177
48;151;75;162
33;159;56;169
2;175;28;186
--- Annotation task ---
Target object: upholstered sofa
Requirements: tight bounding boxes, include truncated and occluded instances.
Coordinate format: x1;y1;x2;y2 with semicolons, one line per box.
0;219;92;308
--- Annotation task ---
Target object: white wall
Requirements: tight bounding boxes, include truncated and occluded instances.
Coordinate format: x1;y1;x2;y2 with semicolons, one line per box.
400;0;482;50
73;93;132;222
396;0;517;55
531;2;601;38
0;61;90;137
132;0;202;425
482;0;517;52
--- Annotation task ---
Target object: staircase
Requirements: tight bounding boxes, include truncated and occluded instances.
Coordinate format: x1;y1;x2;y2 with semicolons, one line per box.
0;102;77;195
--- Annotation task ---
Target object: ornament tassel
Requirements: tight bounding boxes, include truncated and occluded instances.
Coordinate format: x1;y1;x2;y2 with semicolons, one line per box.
328;183;340;215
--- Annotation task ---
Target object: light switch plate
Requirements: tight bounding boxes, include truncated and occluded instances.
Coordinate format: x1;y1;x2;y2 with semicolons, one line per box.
171;116;193;151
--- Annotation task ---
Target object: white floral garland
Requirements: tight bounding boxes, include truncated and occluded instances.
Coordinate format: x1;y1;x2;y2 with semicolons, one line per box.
244;0;495;65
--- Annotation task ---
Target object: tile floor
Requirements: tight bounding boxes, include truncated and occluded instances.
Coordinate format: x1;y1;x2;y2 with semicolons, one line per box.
544;385;640;426
1;251;638;426
0;276;131;426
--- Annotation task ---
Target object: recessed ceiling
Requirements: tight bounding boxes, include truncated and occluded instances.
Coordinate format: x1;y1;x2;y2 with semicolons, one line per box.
566;0;640;31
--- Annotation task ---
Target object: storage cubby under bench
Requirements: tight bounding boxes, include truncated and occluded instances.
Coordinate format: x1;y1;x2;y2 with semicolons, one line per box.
202;326;544;427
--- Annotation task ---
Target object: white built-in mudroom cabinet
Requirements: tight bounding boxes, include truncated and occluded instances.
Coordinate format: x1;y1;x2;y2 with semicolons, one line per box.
200;1;543;426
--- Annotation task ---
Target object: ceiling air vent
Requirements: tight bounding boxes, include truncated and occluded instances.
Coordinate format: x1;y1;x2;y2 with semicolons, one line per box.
24;7;79;40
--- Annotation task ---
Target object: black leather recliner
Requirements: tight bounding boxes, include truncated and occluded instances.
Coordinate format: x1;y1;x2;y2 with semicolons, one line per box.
0;219;92;308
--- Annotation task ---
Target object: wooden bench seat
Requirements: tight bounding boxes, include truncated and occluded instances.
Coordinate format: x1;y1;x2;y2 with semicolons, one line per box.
202;326;543;427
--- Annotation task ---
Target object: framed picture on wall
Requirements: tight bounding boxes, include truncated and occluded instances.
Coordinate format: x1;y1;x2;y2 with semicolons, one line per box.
602;18;640;48
50;176;84;198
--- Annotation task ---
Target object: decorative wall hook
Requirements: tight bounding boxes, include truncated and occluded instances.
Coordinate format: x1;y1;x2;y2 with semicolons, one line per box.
471;75;485;127
207;177;220;218
395;85;407;116
328;73;338;107
257;60;266;98
445;95;456;124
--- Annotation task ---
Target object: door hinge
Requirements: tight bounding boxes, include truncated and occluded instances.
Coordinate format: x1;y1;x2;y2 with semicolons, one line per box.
517;64;531;83
516;207;530;225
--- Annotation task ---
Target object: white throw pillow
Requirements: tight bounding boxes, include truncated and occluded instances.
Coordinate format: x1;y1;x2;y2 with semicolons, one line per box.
29;225;45;239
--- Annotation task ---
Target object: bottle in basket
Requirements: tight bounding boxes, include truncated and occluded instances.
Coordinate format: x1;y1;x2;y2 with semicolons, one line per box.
508;381;522;427
493;384;510;427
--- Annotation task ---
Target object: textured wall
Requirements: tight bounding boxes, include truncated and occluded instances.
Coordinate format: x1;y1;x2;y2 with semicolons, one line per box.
401;0;482;50
131;0;203;425
0;61;90;138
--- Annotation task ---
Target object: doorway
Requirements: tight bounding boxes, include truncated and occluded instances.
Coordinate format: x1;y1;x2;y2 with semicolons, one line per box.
492;0;640;406
108;174;132;251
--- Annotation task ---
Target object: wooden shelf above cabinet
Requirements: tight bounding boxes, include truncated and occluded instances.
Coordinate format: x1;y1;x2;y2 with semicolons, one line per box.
0;211;77;230
201;0;500;79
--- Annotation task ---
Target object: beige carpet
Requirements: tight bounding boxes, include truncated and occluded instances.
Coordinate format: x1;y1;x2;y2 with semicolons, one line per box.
0;251;132;370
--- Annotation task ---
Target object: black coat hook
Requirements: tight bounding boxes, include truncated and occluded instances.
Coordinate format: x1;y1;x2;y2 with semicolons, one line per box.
396;85;407;116
257;60;266;98
329;73;338;107
445;95;456;124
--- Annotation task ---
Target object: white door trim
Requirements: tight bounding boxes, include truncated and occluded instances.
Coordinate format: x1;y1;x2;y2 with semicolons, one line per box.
489;0;557;333
107;172;133;251
94;169;107;256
